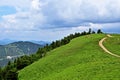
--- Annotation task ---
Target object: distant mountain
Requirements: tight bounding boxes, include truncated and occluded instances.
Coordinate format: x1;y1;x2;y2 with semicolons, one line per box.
0;41;43;67
0;39;16;45
0;41;43;58
0;39;50;45
30;41;51;45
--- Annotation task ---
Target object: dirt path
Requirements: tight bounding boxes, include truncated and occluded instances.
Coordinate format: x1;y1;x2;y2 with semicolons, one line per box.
99;35;120;58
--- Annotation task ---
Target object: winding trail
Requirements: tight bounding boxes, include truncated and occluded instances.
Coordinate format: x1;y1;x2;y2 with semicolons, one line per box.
99;34;120;58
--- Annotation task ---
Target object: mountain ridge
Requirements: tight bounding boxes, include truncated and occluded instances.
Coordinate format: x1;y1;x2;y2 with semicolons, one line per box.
0;41;44;66
0;39;50;45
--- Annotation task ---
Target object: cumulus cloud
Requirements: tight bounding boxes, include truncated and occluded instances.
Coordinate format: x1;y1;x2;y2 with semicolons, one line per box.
44;0;120;23
0;0;46;31
31;0;41;10
37;0;120;29
0;0;120;36
0;0;31;10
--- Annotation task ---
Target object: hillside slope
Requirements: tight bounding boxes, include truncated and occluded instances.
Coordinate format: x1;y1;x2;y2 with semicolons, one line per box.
19;34;120;80
103;34;120;55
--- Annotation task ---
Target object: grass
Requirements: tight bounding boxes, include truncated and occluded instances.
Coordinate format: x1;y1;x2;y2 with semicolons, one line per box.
103;34;120;55
18;34;120;80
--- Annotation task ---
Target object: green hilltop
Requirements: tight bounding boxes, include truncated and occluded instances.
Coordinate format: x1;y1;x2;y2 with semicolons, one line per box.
18;34;120;80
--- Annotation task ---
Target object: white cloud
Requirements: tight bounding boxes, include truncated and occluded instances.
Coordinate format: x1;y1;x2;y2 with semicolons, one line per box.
0;0;31;10
2;14;16;23
0;0;120;40
1;0;120;30
31;0;41;10
0;0;46;31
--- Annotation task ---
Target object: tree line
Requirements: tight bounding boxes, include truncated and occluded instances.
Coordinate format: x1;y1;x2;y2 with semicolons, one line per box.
0;29;102;80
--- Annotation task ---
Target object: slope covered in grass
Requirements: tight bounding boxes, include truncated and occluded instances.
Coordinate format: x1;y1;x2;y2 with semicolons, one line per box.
103;34;120;55
18;34;120;80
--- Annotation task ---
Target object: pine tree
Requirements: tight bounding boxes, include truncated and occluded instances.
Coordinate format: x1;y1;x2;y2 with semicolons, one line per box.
92;31;96;34
88;28;92;34
97;29;103;34
0;67;2;80
5;68;18;80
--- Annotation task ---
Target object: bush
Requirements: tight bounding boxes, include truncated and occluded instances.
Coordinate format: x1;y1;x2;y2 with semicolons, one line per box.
5;68;18;80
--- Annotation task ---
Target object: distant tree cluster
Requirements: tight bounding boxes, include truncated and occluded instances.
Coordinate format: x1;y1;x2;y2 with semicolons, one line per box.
0;29;103;80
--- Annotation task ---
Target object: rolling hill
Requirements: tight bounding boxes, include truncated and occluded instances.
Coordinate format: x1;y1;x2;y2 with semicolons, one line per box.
18;34;120;80
0;41;43;67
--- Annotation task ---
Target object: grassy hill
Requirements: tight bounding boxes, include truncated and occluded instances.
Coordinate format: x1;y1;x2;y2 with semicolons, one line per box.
18;34;120;80
103;34;120;55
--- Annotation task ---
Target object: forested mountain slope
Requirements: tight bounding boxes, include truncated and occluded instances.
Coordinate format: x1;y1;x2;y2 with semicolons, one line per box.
0;41;43;66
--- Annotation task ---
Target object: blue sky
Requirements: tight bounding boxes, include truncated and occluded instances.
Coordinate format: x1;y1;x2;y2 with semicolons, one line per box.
0;6;16;21
0;0;120;41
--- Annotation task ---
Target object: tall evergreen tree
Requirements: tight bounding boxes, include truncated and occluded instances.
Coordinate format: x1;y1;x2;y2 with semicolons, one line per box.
88;28;92;34
97;29;103;34
0;67;2;80
5;68;18;80
92;31;96;34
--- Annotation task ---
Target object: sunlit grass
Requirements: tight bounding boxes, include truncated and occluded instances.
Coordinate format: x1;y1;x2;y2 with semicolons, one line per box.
104;34;120;55
18;34;120;80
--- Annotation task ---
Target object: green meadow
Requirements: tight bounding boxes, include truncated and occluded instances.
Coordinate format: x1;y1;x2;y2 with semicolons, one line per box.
18;34;120;80
103;34;120;55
